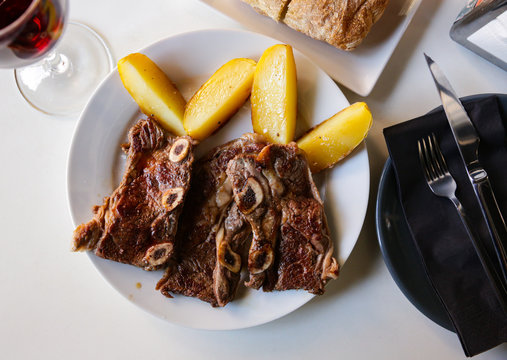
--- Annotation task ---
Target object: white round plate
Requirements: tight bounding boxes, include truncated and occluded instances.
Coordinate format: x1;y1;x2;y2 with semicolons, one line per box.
67;29;370;330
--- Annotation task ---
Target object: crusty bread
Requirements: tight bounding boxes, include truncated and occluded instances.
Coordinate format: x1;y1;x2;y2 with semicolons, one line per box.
242;0;389;51
284;0;388;50
241;0;291;21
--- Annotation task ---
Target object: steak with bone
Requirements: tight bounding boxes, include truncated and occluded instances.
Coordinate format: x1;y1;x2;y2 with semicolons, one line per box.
226;153;280;289
227;143;339;294
156;133;268;307
72;118;194;271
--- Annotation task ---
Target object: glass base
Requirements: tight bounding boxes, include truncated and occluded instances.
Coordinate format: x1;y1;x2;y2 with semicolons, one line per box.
14;22;113;116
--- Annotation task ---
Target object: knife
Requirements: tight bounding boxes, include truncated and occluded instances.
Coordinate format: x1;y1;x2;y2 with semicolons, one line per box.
424;54;507;289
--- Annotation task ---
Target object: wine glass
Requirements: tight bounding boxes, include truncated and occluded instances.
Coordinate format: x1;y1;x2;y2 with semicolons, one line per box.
0;0;113;115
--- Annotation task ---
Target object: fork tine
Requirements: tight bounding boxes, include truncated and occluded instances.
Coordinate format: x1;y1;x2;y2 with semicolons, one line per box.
418;139;431;181
427;134;443;178
431;133;449;174
422;136;438;180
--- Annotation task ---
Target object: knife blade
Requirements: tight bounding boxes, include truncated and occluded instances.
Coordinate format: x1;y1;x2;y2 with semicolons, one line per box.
424;54;507;288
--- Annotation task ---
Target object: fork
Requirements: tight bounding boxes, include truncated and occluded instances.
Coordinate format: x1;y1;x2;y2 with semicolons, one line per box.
418;133;507;312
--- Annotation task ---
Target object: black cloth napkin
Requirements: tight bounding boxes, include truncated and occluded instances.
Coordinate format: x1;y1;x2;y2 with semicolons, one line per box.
383;95;507;357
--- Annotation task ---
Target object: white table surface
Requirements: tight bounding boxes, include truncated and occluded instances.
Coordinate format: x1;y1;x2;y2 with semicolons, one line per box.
1;0;506;359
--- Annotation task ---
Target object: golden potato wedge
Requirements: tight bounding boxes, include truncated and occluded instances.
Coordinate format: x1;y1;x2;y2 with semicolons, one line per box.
118;53;186;136
297;102;372;173
251;44;297;144
184;58;257;141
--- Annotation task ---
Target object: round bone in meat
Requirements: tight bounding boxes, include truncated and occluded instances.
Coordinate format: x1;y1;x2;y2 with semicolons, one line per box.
249;247;274;274
142;243;173;269
235;177;263;214
162;187;185;212
169;138;190;163
215;225;242;273
218;244;241;274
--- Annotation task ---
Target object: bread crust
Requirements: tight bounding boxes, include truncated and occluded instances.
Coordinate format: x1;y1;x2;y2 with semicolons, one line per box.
241;0;291;21
284;0;388;50
243;0;389;51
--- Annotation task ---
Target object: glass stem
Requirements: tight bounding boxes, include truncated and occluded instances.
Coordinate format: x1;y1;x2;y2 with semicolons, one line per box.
43;50;71;75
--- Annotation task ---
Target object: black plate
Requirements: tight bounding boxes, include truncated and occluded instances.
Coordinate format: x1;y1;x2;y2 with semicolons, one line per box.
375;93;507;332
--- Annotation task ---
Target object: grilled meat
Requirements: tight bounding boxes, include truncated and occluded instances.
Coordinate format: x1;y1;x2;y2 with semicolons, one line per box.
156;133;268;306
226;154;280;289
228;143;339;293
73;121;339;305
72;118;194;271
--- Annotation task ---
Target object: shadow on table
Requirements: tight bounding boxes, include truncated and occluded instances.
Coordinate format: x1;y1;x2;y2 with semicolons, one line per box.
367;0;445;101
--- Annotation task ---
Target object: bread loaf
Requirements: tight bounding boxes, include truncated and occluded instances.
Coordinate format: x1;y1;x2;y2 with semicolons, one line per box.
241;0;389;51
241;0;291;21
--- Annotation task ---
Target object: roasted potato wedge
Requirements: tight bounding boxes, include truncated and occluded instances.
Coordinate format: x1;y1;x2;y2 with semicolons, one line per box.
184;58;257;141
251;44;297;144
297;102;372;173
118;53;186;136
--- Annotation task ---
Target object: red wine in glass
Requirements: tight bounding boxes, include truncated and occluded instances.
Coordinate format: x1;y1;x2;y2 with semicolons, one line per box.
0;0;65;68
1;0;112;115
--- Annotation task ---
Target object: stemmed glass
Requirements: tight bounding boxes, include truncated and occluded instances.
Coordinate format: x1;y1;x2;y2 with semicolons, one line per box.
0;0;113;115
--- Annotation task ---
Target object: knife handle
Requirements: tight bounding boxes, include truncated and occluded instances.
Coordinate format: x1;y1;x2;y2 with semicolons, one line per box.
472;175;507;287
450;195;507;314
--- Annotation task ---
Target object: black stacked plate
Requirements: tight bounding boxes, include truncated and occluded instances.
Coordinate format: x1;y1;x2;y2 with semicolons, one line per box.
375;93;507;332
